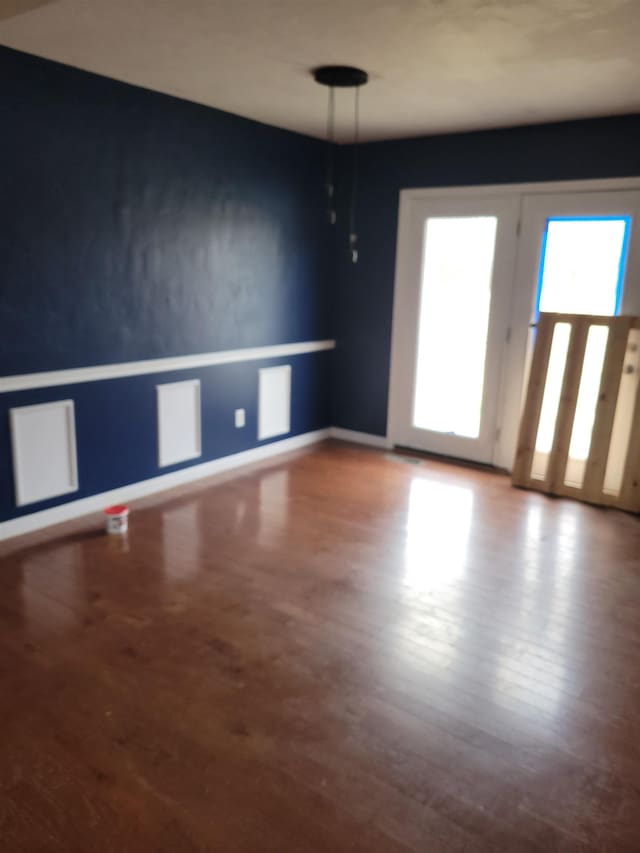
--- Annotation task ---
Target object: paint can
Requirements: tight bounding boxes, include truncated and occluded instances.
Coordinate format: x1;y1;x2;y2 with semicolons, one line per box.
104;504;129;535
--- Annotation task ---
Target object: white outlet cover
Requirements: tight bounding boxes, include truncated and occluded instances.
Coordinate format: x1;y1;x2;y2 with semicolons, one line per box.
235;408;246;428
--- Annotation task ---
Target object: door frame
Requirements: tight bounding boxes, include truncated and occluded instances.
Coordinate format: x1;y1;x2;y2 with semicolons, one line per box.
387;177;640;471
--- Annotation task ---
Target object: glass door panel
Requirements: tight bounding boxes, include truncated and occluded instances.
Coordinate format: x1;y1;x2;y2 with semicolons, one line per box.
388;195;519;464
413;216;497;439
536;217;630;316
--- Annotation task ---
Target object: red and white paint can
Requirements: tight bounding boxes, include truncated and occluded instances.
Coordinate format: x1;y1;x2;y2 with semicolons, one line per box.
104;504;129;535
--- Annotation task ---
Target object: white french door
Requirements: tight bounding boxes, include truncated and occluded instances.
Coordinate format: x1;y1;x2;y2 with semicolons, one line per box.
388;194;519;464
389;183;640;469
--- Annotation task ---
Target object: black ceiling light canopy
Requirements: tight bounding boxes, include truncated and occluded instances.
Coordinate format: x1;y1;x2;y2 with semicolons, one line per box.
312;65;369;88
312;65;368;263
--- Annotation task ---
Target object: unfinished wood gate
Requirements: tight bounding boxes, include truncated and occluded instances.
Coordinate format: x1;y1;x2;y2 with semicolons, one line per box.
512;312;640;512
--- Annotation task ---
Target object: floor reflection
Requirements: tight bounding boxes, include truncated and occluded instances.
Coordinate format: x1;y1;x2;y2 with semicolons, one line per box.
21;543;83;637
404;476;473;594
554;507;580;579
393;477;474;671
523;502;542;585
491;502;578;720
162;502;201;582
398;475;579;722
257;469;289;547
234;497;247;532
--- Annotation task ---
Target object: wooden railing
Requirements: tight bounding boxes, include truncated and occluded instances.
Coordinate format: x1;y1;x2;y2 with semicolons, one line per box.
512;312;640;513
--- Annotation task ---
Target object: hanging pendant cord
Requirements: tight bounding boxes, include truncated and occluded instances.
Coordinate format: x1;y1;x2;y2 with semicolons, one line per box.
326;86;336;224
349;85;360;263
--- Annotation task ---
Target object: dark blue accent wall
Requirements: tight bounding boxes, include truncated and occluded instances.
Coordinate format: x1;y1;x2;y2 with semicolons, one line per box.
332;116;640;436
1;46;331;375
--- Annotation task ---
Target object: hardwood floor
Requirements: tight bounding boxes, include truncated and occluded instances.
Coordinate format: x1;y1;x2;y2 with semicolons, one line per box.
1;440;640;852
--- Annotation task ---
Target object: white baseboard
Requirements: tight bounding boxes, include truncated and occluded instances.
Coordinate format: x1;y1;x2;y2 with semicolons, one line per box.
329;427;391;449
0;429;330;542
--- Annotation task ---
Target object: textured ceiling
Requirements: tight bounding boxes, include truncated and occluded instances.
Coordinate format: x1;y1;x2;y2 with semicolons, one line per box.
1;0;639;142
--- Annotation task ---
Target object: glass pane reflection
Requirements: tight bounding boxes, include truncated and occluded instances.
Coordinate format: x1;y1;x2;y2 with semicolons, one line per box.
404;478;473;594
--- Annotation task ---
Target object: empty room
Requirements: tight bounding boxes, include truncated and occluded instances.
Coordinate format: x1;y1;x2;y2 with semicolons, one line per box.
2;1;640;850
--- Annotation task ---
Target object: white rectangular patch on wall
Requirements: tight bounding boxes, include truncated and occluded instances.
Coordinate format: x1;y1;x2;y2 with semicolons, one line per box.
157;379;202;468
10;400;79;507
258;365;291;441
